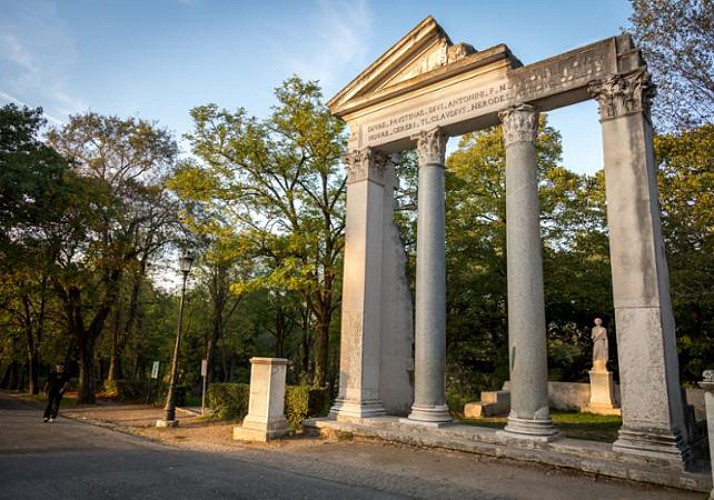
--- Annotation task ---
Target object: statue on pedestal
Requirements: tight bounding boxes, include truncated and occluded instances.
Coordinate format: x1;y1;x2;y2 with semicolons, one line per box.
591;318;608;372
585;317;620;415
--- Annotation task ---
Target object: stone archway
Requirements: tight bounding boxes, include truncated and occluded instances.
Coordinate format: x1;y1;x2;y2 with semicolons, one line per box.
327;16;691;466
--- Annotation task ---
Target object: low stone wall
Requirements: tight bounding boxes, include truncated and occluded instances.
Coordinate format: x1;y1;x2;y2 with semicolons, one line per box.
502;381;621;412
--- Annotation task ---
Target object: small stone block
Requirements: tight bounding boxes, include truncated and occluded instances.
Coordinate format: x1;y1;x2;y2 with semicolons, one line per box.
398;417;453;428
155;419;179;428
463;402;486;418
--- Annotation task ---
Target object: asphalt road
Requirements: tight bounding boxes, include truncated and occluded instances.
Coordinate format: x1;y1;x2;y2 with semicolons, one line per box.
0;393;700;500
0;394;403;500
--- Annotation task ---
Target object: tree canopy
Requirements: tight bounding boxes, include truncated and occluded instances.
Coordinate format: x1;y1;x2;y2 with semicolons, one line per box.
629;0;714;129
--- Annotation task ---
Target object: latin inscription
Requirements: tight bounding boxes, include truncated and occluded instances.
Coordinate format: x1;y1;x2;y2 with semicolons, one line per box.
361;46;610;147
365;83;509;143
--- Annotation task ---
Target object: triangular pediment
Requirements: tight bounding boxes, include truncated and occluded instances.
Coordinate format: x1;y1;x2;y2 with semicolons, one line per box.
328;16;477;116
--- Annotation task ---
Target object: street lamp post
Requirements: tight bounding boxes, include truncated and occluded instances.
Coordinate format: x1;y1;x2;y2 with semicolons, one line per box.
157;252;194;427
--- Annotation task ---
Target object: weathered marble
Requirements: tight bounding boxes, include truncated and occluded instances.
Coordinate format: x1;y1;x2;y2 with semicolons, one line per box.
233;357;290;442
327;14;689;468
498;104;557;441
330;149;388;420
584;370;621;416
407;127;451;424
590;71;691;466
379;154;415;415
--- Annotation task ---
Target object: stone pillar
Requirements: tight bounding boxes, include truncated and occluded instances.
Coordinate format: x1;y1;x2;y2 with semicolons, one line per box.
697;370;714;499
589;72;692;465
498;104;558;441
233;357;290;442
330;148;388;420
379;154;416;415
406;127;451;424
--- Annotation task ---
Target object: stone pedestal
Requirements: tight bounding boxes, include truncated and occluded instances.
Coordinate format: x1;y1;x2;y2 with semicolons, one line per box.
406;127;451;424
589;73;691;465
698;370;714;499
497;104;558;442
584;370;621;416
233;357;291;442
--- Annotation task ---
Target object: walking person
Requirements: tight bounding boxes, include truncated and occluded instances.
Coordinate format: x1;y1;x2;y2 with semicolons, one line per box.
43;362;68;423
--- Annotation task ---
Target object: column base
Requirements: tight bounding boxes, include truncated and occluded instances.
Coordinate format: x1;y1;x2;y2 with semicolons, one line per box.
329;398;386;421
406;404;452;424
233;415;291;442
613;427;692;468
499;416;560;442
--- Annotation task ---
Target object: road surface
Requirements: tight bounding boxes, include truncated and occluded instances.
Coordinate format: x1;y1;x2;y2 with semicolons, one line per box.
0;393;699;499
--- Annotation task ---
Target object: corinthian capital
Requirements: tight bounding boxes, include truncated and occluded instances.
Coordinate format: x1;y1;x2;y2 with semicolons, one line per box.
343;148;388;184
499;103;538;147
412;127;449;165
587;71;655;121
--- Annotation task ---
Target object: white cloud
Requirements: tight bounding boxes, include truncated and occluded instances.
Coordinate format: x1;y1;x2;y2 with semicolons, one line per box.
275;0;373;90
0;90;65;125
0;1;86;122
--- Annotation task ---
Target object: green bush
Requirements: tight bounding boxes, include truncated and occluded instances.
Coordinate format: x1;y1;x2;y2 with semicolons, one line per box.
285;386;330;430
207;383;329;429
207;383;250;420
98;380;186;406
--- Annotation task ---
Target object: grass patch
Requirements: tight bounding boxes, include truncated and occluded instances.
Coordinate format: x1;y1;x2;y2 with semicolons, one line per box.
460;411;622;442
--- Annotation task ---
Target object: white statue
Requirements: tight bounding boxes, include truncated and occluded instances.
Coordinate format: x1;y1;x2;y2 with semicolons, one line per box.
591;318;608;371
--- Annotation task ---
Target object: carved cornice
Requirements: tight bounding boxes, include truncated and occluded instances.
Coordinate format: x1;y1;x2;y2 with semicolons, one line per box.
412;127;449;165
343;148;388;184
587;71;655;121
499;103;538;146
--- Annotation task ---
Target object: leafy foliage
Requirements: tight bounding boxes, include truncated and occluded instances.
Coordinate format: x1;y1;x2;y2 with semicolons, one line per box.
656;125;714;381
629;0;714;129
172;76;346;387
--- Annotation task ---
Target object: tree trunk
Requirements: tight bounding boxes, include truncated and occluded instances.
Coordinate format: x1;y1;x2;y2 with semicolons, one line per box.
22;295;40;394
27;350;40;395
77;335;96;403
206;305;223;384
313;317;329;388
108;309;122;382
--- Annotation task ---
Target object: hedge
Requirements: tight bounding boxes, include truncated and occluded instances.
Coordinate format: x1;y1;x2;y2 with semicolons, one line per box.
207;383;329;429
101;379;187;406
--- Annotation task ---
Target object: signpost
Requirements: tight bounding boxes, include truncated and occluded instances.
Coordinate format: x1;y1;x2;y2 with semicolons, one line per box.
201;359;208;415
147;361;160;404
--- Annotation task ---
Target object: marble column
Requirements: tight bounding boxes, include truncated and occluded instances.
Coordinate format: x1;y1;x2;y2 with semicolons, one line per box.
589;72;692;465
330;148;388;420
406;127;451;424
499;104;558;441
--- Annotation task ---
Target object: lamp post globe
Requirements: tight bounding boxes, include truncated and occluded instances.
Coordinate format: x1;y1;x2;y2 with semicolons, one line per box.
157;252;194;427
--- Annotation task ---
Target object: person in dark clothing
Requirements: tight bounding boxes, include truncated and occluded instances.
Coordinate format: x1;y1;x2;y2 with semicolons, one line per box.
43;362;68;422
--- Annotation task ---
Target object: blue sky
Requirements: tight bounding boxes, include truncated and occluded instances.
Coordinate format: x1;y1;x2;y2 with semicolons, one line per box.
1;0;632;174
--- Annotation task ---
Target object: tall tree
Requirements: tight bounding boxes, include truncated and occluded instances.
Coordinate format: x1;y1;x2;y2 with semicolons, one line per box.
173;76;346;387
47;113;177;402
0;104;69;393
655;124;714;381
0;104;68;240
629;0;714;129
